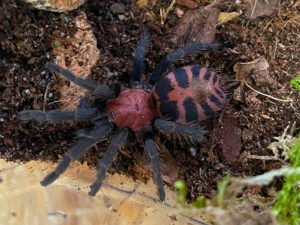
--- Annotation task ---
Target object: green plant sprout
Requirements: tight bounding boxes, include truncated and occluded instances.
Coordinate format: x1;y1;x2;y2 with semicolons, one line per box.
290;75;300;92
174;180;206;208
273;135;300;225
216;174;230;209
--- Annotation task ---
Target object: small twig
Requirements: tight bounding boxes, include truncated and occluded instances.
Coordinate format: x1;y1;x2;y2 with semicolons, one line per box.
272;36;279;60
290;0;300;10
166;0;176;15
47;99;70;105
159;8;164;26
244;80;293;103
250;0;258;20
160;0;176;26
43;83;50;112
247;154;286;163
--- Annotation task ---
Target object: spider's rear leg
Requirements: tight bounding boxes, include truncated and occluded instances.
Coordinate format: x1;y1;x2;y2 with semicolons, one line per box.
154;119;205;143
145;138;166;202
45;62;114;99
41;122;113;186
17;108;99;122
149;42;223;85
89;128;129;196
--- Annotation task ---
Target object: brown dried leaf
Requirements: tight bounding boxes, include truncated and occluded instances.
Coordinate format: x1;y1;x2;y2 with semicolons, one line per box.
214;115;242;163
218;12;239;24
172;1;219;44
53;11;100;110
233;57;277;101
176;0;197;9
136;0;148;8
23;0;86;12
246;0;280;20
155;139;179;184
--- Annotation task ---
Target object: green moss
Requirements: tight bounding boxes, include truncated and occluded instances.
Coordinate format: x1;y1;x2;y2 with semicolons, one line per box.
273;136;300;225
290;75;300;92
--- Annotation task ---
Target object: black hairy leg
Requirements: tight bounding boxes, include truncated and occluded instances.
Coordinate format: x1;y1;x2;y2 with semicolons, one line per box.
133;30;150;82
89;128;129;196
41;122;113;186
45;62;115;99
154;119;205;143
17;108;99;122
145;138;166;202
149;42;223;84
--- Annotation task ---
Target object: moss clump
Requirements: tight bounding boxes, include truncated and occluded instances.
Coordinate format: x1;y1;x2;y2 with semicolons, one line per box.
290;75;300;92
273;136;300;225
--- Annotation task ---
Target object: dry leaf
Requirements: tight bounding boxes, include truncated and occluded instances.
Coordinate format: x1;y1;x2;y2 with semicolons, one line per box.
136;0;148;8
176;0;197;9
233;57;280;102
23;0;86;12
234;57;276;87
214;115;242;163
172;1;219;44
53;11;100;110
218;12;239;23
246;0;280;20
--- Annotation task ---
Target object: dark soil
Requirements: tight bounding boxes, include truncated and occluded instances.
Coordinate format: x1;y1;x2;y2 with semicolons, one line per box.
0;0;299;201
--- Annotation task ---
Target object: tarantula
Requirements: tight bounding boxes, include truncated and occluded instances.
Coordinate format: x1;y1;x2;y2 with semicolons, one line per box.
17;31;227;202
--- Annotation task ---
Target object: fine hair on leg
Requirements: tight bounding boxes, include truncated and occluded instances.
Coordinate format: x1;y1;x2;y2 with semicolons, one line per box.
45;62;114;99
89;128;129;196
149;42;223;84
145;138;166;202
41;123;113;186
132;29;150;81
154;119;205;143
17;108;99;122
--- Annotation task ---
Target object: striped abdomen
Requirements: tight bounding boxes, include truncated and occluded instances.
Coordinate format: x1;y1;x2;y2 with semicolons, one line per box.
152;65;225;124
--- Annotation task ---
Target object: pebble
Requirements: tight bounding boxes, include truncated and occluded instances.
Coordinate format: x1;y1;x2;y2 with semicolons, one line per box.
118;15;125;21
111;3;126;14
189;147;197;156
175;8;184;18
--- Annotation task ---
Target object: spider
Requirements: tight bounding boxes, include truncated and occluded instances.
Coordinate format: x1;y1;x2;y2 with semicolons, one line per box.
17;31;228;202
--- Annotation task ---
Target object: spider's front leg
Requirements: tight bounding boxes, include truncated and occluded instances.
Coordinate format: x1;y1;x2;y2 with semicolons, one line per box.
145;138;166;202
154;119;205;143
41;121;113;186
89;128;129;196
45;62;115;99
17;108;100;122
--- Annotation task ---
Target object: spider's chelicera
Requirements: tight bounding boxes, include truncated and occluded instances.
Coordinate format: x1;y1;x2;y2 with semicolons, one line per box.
17;31;226;202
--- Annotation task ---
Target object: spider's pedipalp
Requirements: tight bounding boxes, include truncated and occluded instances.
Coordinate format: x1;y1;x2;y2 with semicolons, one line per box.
145;138;165;202
45;62;114;99
133;30;150;81
149;42;223;84
154;119;205;143
41;122;113;186
17;108;99;122
89;128;129;196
